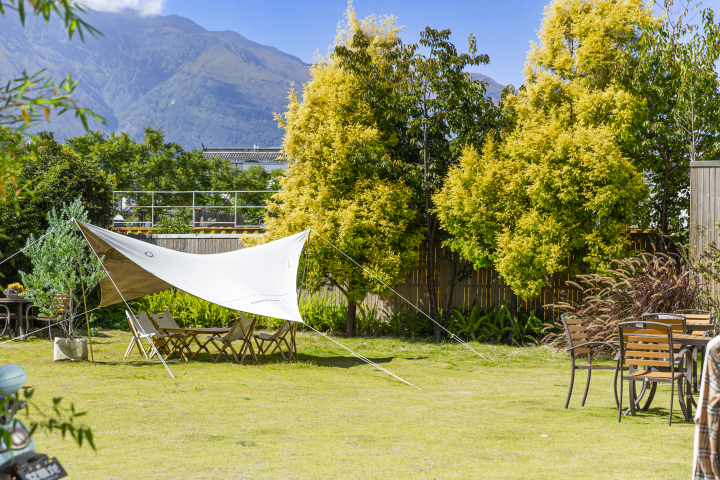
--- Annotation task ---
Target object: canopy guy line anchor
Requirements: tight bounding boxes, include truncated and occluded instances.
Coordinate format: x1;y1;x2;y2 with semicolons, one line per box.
309;229;489;362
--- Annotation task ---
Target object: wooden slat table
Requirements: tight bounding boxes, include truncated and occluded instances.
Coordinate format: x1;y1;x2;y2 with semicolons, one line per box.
158;327;230;360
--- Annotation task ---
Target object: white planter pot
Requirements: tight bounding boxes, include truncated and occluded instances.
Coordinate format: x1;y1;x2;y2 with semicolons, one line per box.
53;338;88;361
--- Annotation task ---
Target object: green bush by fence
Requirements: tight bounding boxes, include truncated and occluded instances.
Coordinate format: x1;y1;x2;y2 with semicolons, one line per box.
92;289;544;345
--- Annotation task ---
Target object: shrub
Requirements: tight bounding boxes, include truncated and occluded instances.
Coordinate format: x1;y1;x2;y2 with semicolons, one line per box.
544;252;702;349
156;209;193;234
448;302;543;346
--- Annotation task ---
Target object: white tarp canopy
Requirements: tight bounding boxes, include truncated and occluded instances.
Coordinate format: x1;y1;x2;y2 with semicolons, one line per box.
76;221;309;323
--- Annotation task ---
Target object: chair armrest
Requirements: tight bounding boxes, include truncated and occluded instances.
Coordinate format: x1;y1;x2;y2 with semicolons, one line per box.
568;341;618;353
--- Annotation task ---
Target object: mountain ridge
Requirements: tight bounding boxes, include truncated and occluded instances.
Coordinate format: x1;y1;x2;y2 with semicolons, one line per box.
0;12;504;148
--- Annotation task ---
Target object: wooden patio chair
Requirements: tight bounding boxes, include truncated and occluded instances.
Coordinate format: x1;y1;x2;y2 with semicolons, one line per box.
149;310;192;361
641;313;686;333
128;310;170;359
24;304;55;340
673;309;715;335
0;304;11;338
560;313;624;409
206;314;257;363
617;320;693;425
641;313;699;392
254;321;296;361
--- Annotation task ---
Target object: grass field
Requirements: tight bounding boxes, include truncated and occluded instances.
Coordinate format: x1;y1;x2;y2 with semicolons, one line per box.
2;330;695;479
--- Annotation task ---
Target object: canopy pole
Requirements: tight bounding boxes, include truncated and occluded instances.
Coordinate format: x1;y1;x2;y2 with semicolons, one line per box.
73;223;94;363
75;220;176;379
310;229;489;362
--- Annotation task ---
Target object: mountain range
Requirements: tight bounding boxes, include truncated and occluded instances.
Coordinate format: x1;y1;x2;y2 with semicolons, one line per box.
0;11;504;149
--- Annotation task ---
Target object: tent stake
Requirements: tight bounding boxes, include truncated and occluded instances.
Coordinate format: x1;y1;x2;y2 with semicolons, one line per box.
74;225;94;363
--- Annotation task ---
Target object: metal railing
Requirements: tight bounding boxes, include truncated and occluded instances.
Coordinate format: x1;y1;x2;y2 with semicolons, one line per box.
113;190;278;229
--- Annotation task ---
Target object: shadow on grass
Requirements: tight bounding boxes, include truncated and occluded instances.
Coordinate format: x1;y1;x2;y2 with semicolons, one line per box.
92;351;398;369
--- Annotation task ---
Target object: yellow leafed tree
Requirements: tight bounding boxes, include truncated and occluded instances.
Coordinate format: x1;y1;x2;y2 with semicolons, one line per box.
435;0;652;299
265;5;422;336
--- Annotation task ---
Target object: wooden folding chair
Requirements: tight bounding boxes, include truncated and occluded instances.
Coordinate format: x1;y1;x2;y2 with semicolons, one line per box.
129;310;171;359
124;310;148;358
618;320;693;425
149;310;192;361
206;315;257;363
254;321;296;361
560;313;624;409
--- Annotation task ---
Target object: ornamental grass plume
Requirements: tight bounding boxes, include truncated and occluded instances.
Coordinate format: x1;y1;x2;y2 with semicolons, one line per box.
543;252;703;350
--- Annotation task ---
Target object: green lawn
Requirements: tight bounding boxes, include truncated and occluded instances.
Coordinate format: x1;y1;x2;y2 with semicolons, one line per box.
2;330;694;479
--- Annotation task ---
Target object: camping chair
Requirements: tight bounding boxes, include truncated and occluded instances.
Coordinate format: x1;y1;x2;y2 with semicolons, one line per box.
124;310;149;358
254;321;296;361
560;313;624;409
127;310;170;359
206;314;257;363
618;320;692;425
149;310;192;361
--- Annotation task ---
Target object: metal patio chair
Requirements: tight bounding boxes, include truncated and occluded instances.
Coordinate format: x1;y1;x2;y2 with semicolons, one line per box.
560;313;623;409
617;320;692;425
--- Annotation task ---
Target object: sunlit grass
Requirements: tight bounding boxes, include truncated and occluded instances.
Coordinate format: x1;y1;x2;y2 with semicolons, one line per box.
2;330;694;479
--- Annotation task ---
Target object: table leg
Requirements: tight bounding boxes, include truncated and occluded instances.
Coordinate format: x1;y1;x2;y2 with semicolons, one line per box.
686;377;694;422
693;346;699;393
14;303;22;339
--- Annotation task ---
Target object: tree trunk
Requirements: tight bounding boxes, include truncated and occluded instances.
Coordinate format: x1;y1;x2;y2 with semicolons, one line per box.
422;124;442;341
346;301;357;337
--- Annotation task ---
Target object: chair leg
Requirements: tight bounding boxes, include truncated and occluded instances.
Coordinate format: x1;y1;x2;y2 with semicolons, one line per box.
618;372;624;423
641;383;657;411
629;380;637;416
678;378;689;422
581;370;592;407
565;359;575;409
669;378;675;426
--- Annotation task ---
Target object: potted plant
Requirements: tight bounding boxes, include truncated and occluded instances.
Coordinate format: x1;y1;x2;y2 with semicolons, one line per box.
3;282;26;299
19;199;106;361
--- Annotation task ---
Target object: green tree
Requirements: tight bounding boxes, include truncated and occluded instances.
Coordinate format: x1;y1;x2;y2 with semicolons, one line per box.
69;129;279;225
619;1;720;237
267;10;422;337
0;132;115;284
335;23;499;339
0;0;102;205
435;0;651;299
20;198;106;339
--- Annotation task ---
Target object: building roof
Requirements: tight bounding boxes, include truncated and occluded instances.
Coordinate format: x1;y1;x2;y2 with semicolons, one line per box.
202;147;288;163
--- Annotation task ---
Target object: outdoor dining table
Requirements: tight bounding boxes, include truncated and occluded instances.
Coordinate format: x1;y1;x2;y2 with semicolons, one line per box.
158;327;231;360
0;297;31;339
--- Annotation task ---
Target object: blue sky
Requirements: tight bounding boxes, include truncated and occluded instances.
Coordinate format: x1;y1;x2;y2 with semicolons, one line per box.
161;0;551;88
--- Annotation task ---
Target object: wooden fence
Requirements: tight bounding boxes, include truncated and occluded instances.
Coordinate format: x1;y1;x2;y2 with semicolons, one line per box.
139;234;245;254
133;232;653;319
690;161;720;301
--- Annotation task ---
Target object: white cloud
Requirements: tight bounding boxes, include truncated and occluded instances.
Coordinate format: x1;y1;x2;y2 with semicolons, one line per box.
77;0;165;16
